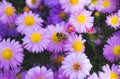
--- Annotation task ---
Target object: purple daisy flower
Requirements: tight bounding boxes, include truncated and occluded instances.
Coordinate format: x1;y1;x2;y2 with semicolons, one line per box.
0;22;7;40
0;0;16;24
16;11;44;34
0;23;18;38
22;28;50;53
47;22;66;53
69;10;94;33
64;34;86;54
47;5;67;25
60;0;91;13
103;36;120;62
25;66;54;79
106;13;120;29
88;0;99;11
26;0;42;9
60;53;92;79
96;0;118;13
99;64;120;79
0;39;24;70
5;24;18;37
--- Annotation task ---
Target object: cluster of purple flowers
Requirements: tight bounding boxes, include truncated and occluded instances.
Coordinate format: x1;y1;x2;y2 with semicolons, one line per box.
0;0;119;79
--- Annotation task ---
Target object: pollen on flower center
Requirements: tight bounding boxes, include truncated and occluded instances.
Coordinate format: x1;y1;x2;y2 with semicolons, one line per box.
31;33;42;43
58;55;64;63
110;17;119;25
72;40;84;52
52;32;62;44
2;48;13;60
4;6;14;16
70;0;79;5
24;16;35;26
92;0;97;5
59;12;66;19
113;45;120;56
31;0;37;4
73;63;81;71
102;0;111;8
77;14;86;24
110;72;118;79
23;6;30;12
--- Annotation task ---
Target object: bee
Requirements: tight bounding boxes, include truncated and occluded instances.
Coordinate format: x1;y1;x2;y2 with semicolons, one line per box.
56;32;68;41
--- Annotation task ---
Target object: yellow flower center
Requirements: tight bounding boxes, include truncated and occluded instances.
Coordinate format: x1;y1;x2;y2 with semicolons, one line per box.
113;45;120;56
2;48;13;60
31;0;37;4
24;16;35;26
23;6;30;12
110;17;119;25
31;33;42;43
52;32;62;44
77;14;86;24
110;72;118;79
102;0;111;8
73;63;81;71
4;6;14;16
70;0;79;5
16;74;21;79
59;12;66;19
72;40;84;52
58;55;64;63
92;0;98;5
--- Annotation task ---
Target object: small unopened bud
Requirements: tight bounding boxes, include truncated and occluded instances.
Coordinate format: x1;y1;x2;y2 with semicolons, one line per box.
94;12;100;17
